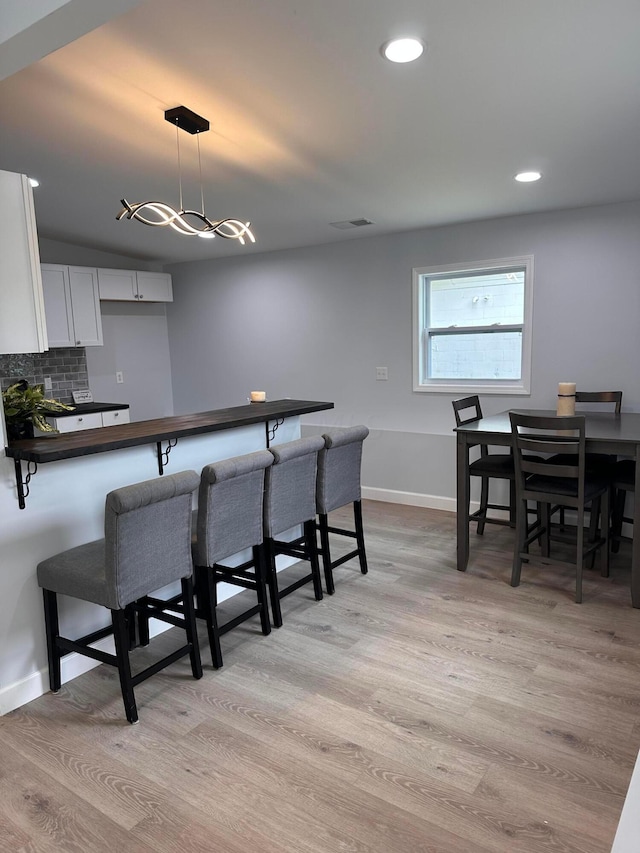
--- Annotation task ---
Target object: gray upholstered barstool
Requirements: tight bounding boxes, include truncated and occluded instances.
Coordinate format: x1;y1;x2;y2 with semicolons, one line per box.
37;470;202;724
193;449;274;668
316;425;369;594
264;435;325;627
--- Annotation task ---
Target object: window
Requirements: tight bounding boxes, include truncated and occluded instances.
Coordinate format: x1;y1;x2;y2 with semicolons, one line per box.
412;255;533;395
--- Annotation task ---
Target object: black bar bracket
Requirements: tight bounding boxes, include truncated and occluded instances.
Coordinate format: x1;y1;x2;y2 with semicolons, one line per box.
156;438;178;475
266;418;285;448
15;459;38;510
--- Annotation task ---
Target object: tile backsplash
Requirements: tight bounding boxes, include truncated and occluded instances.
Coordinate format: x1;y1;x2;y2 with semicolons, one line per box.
0;349;88;404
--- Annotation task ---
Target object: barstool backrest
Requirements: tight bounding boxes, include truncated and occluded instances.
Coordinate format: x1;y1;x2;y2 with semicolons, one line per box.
265;436;325;536
196;449;274;566
317;425;369;515
104;470;199;609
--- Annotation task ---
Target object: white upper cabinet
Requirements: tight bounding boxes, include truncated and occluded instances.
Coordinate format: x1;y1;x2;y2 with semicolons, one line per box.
97;269;173;302
41;264;103;347
0;170;48;353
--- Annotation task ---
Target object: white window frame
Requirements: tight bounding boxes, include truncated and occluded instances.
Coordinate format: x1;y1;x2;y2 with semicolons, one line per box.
412;255;534;395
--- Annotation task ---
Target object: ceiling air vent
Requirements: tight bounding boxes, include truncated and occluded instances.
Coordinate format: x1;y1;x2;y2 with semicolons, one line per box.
329;218;375;230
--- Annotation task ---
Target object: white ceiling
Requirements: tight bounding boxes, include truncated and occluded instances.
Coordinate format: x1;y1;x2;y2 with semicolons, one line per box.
1;0;640;265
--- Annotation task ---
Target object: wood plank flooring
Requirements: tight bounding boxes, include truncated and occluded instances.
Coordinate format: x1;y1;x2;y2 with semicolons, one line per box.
1;500;639;853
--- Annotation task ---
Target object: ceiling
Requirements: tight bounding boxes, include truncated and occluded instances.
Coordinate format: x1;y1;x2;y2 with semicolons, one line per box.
2;0;640;265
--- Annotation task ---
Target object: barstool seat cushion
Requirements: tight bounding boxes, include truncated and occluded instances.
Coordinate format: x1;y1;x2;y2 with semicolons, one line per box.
37;540;108;608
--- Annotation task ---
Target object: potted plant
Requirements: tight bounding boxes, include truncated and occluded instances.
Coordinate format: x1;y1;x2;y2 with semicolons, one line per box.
2;380;75;441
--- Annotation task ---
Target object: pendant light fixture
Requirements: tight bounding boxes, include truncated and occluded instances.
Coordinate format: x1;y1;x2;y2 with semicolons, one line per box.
117;106;255;245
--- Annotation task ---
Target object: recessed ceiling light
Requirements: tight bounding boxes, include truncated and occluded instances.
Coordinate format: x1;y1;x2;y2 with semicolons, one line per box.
28;177;39;188
514;171;542;183
382;38;425;63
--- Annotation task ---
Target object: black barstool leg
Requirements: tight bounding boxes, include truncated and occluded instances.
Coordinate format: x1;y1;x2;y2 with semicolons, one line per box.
197;565;223;669
305;520;323;601
265;538;283;628
124;603;138;650
137;597;150;647
254;545;272;636
354;500;368;575
112;609;138;724
181;577;203;679
42;589;62;693
318;513;335;594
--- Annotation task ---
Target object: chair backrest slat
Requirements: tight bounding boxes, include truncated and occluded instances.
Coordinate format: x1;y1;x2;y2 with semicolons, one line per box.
575;390;622;413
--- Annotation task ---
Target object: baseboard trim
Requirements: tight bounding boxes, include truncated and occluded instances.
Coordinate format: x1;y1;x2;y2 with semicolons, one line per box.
361;486;508;519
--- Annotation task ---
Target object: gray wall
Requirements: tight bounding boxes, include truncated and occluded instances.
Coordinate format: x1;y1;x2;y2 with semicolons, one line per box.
164;200;640;505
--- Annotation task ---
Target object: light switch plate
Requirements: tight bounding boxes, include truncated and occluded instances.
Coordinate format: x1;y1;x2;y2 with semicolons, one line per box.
72;389;94;404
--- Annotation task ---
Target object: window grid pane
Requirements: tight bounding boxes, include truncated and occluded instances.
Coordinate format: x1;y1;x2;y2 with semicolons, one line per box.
428;330;523;380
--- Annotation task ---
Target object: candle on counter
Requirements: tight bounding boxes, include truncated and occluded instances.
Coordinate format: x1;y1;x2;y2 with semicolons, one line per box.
250;390;266;402
557;382;576;416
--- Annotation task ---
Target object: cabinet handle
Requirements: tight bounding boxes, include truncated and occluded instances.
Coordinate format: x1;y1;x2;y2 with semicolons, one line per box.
76;340;81;345
114;412;119;417
139;294;144;299
78;417;83;422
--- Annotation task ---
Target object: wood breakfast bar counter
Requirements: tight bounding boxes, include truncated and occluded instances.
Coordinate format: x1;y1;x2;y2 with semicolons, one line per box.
5;399;333;507
0;399;333;714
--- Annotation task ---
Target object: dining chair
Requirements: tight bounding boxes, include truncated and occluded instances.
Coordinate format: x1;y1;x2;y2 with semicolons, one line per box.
453;395;522;534
263;435;325;628
316;424;369;595
550;390;622;471
192;449;274;669
550;390;622;528
510;412;609;603
37;470;202;723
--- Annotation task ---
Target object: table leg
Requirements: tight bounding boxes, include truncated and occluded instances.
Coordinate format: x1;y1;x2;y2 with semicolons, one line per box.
456;432;470;571
632;448;640;608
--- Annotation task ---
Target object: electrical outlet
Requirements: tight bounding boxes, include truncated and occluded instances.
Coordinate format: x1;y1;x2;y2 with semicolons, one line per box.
43;376;52;392
376;366;388;381
116;371;124;384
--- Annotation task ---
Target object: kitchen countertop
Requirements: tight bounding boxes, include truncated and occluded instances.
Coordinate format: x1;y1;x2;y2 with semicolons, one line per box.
51;402;130;417
5;399;334;464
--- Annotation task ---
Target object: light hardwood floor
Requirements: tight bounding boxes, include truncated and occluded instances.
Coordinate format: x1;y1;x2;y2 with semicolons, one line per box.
1;500;639;853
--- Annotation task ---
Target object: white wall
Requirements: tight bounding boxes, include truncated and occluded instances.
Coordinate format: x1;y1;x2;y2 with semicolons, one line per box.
165;200;640;505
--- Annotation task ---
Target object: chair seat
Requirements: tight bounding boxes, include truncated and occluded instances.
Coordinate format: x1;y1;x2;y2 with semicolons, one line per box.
525;473;609;502
469;453;537;478
37;540;110;608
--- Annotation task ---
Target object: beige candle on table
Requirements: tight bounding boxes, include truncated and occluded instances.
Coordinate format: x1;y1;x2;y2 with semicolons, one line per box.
250;390;266;402
557;382;576;416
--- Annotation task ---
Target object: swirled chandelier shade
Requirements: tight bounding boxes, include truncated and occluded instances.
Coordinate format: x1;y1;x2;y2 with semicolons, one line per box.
117;106;255;245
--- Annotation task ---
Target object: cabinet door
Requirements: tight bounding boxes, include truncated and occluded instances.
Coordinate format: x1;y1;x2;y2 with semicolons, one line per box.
0;171;48;353
41;264;74;347
97;268;137;300
68;267;103;346
136;272;173;302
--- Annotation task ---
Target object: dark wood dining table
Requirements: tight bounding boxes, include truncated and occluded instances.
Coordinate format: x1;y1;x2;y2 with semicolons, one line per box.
455;408;640;607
